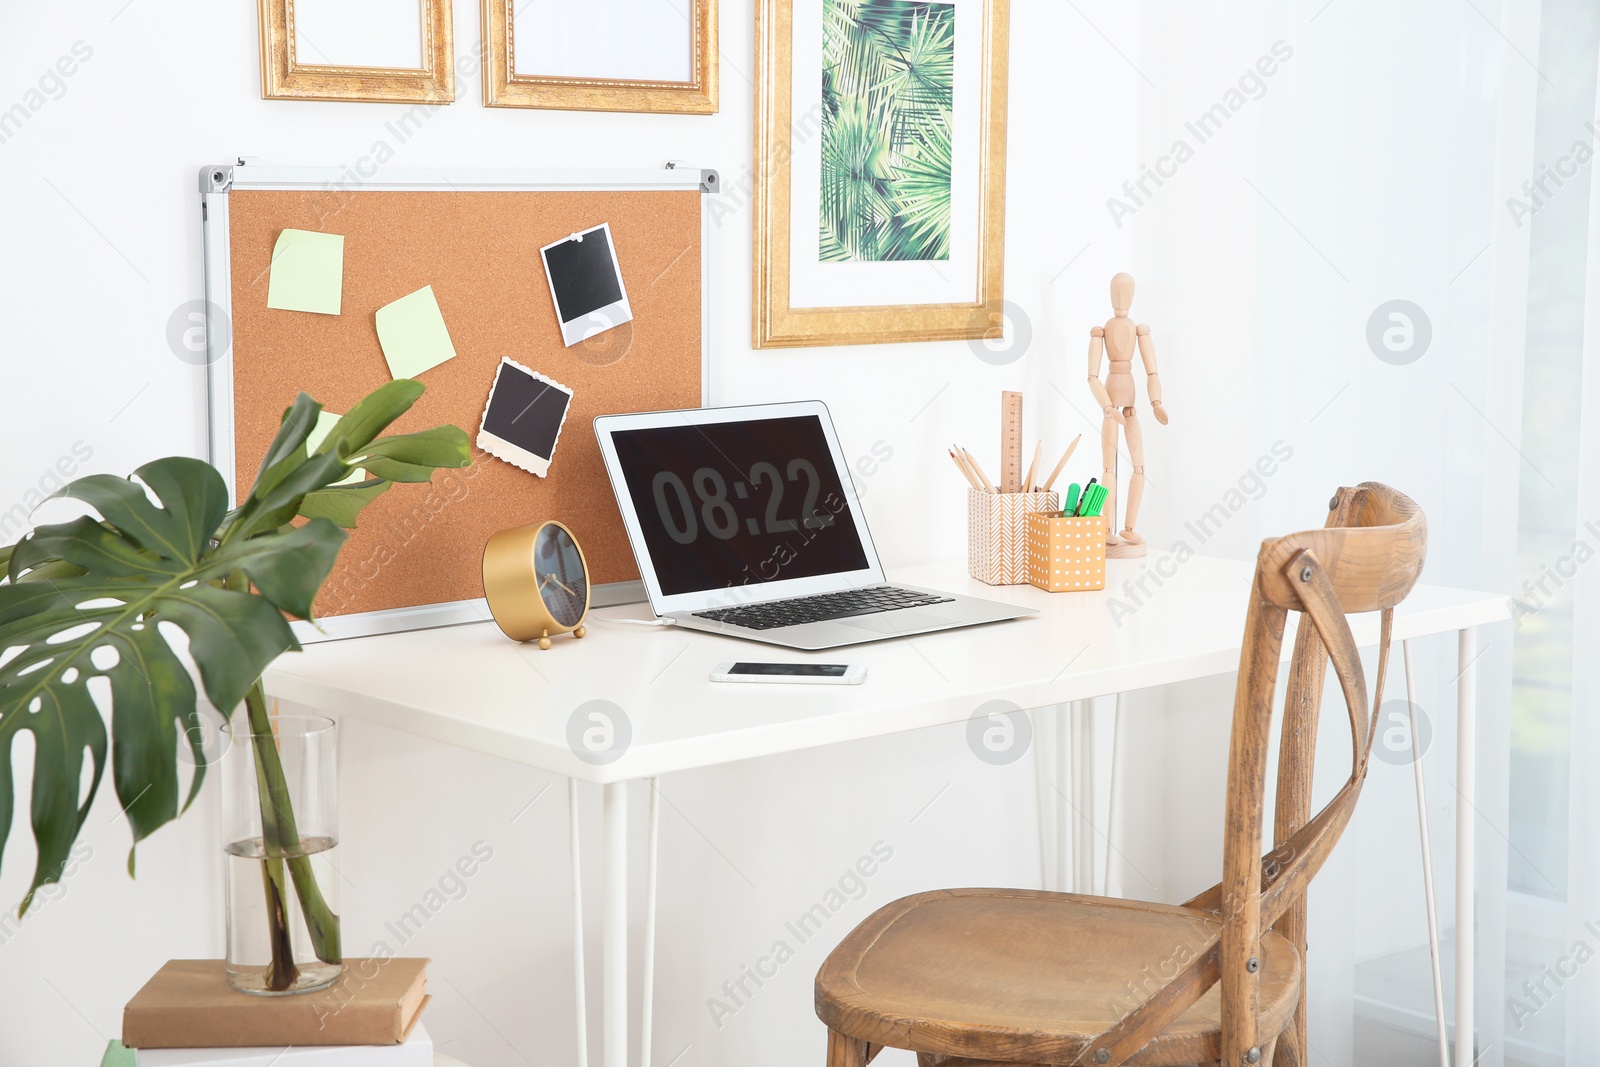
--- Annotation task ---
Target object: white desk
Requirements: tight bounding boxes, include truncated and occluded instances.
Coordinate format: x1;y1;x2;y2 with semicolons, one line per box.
265;556;1510;1067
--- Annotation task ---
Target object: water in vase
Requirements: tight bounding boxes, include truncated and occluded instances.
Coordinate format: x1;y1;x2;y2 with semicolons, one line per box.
225;834;343;995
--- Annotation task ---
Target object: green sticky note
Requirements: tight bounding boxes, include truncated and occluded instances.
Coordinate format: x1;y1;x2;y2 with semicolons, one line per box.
305;410;365;486
265;229;344;315
375;285;457;379
99;1040;136;1067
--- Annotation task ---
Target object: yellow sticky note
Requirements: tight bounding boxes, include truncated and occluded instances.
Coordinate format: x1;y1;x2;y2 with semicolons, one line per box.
375;285;457;379
265;229;344;315
305;410;365;486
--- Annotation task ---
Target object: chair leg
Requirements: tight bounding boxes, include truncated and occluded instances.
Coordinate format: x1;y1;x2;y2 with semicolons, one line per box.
827;1030;870;1067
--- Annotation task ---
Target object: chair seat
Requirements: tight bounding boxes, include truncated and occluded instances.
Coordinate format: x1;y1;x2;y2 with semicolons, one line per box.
815;888;1301;1066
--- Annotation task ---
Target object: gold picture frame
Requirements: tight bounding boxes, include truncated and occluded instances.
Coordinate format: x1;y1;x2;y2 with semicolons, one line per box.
482;0;719;114
754;0;1010;348
258;0;455;104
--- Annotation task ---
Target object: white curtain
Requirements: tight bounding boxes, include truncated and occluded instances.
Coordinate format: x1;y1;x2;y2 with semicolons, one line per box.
1563;48;1600;1059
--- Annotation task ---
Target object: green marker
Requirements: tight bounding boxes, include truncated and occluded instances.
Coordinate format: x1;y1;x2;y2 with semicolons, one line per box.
1084;483;1108;517
1064;483;1081;517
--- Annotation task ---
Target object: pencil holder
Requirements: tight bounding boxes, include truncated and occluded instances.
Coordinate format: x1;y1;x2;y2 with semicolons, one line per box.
1026;513;1108;592
968;489;1060;585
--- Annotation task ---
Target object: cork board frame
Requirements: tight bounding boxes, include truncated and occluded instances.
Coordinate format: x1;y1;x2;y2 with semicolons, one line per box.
199;164;718;642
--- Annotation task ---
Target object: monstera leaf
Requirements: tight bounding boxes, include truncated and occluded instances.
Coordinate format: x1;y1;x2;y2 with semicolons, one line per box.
0;380;470;915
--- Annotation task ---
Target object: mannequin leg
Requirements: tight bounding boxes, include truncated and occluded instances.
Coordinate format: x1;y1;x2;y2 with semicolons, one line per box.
1099;414;1119;544
1121;410;1146;543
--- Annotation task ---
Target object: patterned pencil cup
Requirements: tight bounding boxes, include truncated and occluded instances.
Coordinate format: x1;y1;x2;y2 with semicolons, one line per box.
1026;513;1108;592
968;489;1060;585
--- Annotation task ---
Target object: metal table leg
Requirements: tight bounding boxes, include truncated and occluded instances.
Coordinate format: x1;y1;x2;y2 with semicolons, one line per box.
603;782;628;1067
1456;628;1476;1067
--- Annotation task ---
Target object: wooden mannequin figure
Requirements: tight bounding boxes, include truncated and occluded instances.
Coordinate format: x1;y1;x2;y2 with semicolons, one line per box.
1087;272;1169;559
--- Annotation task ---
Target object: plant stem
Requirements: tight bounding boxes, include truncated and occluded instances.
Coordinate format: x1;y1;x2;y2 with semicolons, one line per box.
255;846;299;992
245;690;298;992
243;684;342;973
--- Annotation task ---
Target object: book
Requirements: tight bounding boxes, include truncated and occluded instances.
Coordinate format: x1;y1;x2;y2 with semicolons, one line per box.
133;1023;432;1067
122;959;429;1049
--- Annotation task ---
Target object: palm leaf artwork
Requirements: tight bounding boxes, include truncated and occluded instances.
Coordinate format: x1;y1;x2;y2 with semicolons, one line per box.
0;380;469;991
820;0;955;262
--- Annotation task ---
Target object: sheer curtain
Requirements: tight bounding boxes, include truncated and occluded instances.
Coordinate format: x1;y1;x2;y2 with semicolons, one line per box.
1561;44;1600;1060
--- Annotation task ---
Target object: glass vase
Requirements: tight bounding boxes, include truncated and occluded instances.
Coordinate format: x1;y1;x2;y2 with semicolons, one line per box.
221;713;344;995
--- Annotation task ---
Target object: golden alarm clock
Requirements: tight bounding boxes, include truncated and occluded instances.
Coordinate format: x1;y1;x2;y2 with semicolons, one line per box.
482;521;591;650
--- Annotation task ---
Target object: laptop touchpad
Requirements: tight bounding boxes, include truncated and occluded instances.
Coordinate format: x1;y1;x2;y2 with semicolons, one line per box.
842;610;962;634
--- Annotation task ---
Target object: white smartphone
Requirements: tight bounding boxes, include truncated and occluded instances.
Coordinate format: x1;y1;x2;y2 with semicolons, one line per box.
710;662;867;685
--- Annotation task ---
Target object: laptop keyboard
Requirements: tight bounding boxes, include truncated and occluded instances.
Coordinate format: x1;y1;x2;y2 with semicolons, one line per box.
692;586;956;631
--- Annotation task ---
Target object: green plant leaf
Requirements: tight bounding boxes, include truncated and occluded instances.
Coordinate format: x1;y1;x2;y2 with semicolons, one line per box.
299;481;392;529
194;519;347;622
0;381;469;923
0;459;319;910
0;668;106;916
246;394;323;505
46;459;227;565
234;452;348;543
312;379;427;462
9;516;165;581
110;622;204;861
229;381;452;543
354;426;471;483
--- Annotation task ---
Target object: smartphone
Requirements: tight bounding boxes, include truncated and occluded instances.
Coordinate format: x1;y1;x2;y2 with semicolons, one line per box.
709;662;867;685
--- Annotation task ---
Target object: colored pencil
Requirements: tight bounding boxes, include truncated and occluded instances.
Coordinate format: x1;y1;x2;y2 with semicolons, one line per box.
961;447;996;493
948;448;982;490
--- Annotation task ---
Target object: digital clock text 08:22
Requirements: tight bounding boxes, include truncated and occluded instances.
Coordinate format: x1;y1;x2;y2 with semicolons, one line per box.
650;459;839;545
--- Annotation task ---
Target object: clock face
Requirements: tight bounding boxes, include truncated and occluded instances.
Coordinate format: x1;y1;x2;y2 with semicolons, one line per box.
535;524;588;629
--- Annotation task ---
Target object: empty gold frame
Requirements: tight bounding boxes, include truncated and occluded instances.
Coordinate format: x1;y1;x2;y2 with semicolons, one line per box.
259;0;455;104
482;0;718;114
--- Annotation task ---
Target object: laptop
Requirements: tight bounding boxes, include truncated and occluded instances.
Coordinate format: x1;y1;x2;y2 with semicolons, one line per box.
593;401;1036;650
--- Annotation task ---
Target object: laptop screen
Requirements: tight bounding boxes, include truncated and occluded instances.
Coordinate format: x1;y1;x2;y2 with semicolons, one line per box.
607;414;872;597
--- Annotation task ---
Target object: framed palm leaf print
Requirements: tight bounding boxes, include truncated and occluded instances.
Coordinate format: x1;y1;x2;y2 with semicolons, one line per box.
755;0;1009;348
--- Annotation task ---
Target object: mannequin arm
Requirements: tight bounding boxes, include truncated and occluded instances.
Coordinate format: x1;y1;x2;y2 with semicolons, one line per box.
1087;327;1122;422
1136;324;1169;425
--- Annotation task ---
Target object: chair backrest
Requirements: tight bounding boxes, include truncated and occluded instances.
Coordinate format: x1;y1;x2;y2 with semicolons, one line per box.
1074;483;1427;1067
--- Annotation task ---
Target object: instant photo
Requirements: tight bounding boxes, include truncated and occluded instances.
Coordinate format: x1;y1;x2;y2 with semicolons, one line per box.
540;222;634;347
476;358;575;478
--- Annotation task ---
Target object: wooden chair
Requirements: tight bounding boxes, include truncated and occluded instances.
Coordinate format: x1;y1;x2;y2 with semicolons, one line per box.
815;483;1427;1067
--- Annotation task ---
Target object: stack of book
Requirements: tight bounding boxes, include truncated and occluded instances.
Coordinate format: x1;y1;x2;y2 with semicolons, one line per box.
122;959;431;1067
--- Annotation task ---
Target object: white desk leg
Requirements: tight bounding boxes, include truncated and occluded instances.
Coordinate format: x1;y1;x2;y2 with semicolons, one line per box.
640;779;660;1067
603;781;629;1067
1104;694;1123;898
1058;706;1072;893
1071;700;1095;894
1032;709;1054;891
570;780;590;1067
1403;641;1450;1067
1456;628;1476;1067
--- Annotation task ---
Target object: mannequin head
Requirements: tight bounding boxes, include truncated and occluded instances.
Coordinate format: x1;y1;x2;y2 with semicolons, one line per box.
1110;272;1135;315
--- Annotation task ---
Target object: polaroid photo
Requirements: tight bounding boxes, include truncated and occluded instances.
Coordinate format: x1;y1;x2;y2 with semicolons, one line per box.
540;222;634;347
476;358;576;478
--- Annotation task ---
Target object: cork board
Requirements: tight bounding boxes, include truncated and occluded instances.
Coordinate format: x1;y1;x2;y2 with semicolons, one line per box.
225;188;704;620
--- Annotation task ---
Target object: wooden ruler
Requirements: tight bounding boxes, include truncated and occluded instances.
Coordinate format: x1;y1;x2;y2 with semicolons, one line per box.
1000;390;1024;492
